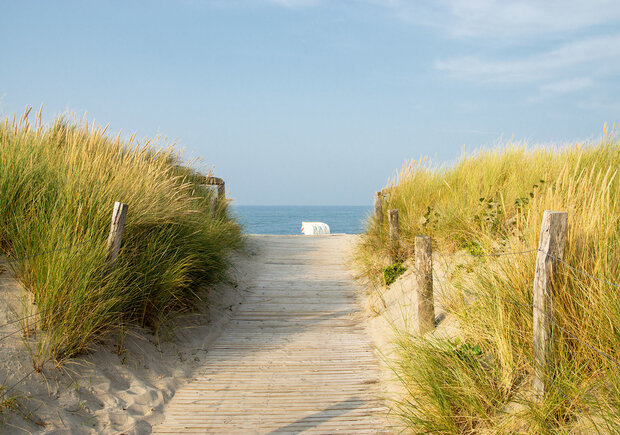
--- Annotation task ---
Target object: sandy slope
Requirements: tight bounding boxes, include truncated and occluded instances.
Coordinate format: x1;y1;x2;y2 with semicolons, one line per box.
361;253;461;429
0;240;259;434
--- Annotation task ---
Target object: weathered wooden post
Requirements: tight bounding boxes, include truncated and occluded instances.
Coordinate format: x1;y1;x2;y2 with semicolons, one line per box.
105;201;128;273
218;181;225;201
415;235;435;333
209;193;218;218
206;176;225;204
374;191;383;225
388;209;399;262
532;210;568;401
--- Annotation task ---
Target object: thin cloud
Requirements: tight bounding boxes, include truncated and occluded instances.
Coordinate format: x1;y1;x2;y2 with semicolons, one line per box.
435;34;620;83
539;78;594;96
527;77;596;103
268;0;319;7
196;0;320;9
447;0;620;38
376;0;620;39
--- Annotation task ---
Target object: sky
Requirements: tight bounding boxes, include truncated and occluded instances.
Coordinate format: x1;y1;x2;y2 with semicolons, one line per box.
1;1;619;205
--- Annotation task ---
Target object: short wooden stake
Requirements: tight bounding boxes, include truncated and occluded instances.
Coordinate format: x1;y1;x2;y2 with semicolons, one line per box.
388;209;399;262
106;201;128;273
532;210;568;401
374;191;383;225
415;235;435;333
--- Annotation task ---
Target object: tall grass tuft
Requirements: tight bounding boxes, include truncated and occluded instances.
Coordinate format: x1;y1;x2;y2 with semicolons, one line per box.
0;108;242;363
357;129;620;432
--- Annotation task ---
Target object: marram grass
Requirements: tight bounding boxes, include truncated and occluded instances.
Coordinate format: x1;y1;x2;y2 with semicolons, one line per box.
0;109;242;364
356;129;620;433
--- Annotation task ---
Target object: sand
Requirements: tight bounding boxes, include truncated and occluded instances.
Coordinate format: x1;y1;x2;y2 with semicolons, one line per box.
360;252;462;429
0;234;410;434
0;239;260;434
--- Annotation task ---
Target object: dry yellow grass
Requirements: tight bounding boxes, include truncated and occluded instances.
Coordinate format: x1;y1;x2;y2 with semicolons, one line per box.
356;129;620;433
0;108;242;366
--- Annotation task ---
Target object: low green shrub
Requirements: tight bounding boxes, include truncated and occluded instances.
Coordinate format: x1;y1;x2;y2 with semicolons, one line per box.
383;263;406;286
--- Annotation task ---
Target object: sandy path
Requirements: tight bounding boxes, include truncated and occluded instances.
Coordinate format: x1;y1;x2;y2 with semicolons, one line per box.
153;235;388;434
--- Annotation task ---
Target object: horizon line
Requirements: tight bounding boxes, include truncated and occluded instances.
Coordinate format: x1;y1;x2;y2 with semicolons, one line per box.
232;204;372;207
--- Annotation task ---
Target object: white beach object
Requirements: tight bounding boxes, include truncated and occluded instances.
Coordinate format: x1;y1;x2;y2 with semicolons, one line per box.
301;222;330;235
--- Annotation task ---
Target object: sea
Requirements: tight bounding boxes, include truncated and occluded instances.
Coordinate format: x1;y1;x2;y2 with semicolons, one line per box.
231;206;372;235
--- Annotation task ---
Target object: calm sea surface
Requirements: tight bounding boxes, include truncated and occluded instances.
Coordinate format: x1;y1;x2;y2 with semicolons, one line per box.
232;206;372;235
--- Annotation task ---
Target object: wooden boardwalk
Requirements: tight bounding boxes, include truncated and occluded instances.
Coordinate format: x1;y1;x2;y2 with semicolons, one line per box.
154;235;387;434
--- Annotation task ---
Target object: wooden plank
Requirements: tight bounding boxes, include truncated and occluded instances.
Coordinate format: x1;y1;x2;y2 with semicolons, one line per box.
152;235;387;434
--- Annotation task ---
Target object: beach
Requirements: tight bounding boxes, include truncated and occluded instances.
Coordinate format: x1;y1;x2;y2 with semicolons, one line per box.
0;245;257;434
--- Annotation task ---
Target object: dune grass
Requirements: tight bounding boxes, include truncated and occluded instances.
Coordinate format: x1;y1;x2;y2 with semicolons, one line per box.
356;129;620;433
0;108;242;365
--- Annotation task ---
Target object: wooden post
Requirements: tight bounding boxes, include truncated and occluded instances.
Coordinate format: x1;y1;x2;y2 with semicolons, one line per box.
209;192;218;218
374;191;383;225
218;181;225;201
388;209;399;262
532;210;568;401
106;201;128;273
415;235;435;333
205;176;225;211
206;176;225;200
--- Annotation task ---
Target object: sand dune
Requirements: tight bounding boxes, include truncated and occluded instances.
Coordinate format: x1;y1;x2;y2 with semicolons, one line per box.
0;242;258;434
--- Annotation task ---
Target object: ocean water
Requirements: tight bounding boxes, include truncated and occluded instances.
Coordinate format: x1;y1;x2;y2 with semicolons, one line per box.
232;206;372;235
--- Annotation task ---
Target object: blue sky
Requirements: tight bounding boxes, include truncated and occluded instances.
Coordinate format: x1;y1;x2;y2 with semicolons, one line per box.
1;1;619;205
